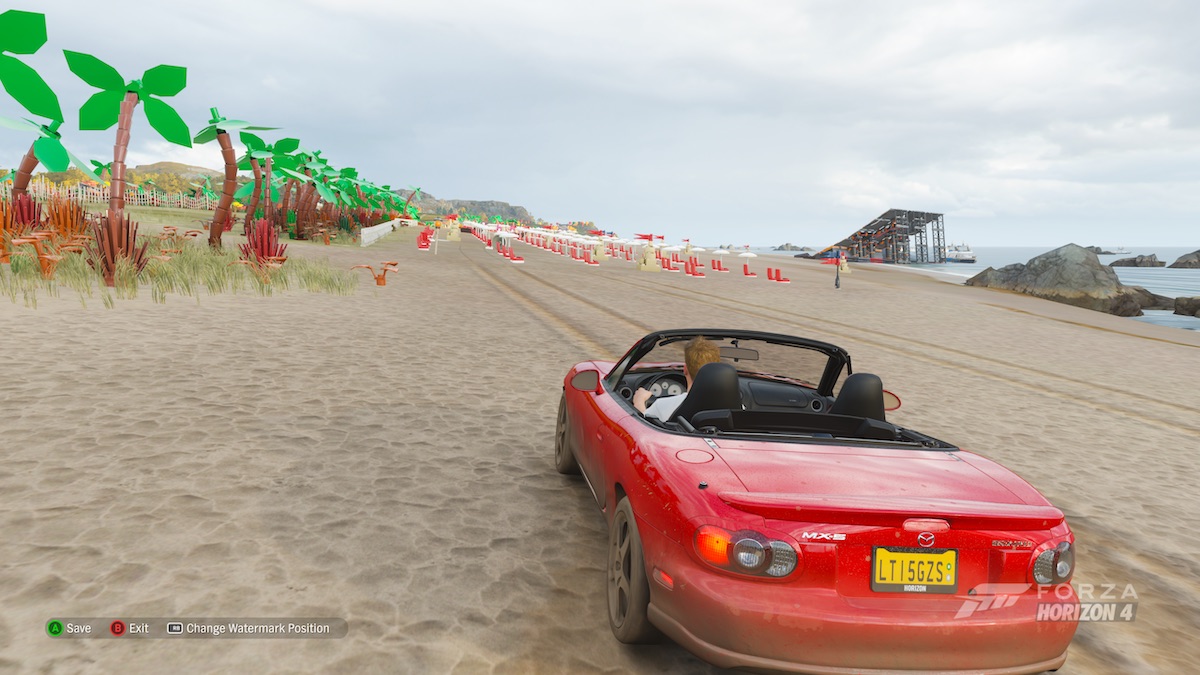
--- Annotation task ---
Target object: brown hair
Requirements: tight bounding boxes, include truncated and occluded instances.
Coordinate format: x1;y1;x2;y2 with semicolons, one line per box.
684;336;721;379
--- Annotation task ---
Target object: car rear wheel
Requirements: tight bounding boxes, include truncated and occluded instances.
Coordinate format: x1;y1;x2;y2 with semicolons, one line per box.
607;497;660;643
554;394;581;475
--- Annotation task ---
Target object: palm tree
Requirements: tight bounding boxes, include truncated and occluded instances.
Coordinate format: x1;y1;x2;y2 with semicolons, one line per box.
0;11;100;197
192;107;275;249
64;50;191;285
65;50;190;216
237;132;298;225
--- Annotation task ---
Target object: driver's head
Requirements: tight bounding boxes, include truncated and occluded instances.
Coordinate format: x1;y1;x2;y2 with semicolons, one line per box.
683;336;721;386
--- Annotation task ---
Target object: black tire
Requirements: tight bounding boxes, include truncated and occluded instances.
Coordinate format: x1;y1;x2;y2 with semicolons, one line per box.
607;497;661;643
554;394;581;475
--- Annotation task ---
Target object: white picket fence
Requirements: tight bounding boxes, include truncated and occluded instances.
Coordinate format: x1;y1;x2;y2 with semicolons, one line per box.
1;181;216;210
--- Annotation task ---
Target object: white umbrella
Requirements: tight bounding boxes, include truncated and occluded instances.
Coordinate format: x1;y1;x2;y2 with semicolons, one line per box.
738;251;757;258
664;245;683;252
690;247;706;253
712;249;729;255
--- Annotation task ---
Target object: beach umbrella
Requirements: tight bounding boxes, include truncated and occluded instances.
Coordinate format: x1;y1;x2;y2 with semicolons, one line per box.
712;249;729;255
738;251;757;258
691;247;706;253
664;245;682;252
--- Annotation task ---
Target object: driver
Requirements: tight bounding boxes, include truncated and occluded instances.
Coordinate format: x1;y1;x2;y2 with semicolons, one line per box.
634;336;721;420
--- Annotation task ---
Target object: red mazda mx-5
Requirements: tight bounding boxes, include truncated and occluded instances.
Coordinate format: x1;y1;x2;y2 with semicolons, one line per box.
556;328;1078;674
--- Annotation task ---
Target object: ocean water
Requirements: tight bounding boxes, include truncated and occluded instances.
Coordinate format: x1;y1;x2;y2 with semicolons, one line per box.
751;245;1200;331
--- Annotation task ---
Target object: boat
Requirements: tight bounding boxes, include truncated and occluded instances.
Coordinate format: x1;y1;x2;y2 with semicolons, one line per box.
1112;246;1132;255
944;243;977;263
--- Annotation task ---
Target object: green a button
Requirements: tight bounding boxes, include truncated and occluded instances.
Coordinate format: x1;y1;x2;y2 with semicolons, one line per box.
46;620;64;637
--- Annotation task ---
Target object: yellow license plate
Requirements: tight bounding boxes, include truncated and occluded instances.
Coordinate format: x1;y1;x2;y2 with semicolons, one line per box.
871;547;958;594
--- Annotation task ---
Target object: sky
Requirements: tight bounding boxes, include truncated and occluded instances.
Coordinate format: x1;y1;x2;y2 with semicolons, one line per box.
4;0;1198;247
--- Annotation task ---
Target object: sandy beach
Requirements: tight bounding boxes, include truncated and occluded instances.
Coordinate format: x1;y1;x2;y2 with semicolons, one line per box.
1;227;1198;674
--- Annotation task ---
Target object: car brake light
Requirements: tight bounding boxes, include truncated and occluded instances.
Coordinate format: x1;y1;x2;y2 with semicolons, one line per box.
1032;541;1074;585
695;526;731;566
693;526;799;578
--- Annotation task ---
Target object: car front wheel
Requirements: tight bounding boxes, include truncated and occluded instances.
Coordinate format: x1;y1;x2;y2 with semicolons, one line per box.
554;394;581;475
607;496;660;643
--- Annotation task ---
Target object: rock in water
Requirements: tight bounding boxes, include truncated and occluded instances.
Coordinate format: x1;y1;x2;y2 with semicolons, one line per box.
1168;250;1200;269
1110;254;1165;267
1175;297;1200;317
965;244;1148;316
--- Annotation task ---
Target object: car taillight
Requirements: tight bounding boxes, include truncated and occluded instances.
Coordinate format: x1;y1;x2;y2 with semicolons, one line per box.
1032;541;1074;585
693;526;799;578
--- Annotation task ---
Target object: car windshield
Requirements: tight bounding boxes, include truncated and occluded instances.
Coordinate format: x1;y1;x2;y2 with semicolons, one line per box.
628;335;839;390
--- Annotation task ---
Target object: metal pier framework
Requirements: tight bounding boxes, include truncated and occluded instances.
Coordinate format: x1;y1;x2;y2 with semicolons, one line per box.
827;209;946;263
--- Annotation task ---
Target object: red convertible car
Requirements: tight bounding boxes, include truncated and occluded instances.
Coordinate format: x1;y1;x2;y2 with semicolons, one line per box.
556;329;1078;674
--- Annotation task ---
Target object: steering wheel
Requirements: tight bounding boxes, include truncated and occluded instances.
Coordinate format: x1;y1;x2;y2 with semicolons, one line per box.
641;372;687;408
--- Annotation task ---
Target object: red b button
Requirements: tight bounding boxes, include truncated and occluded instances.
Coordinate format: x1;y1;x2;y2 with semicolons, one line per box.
109;620;126;636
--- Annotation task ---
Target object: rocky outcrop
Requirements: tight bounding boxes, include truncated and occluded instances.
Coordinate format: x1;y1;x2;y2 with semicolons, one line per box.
965;244;1154;317
405;190;535;223
1128;287;1174;310
1084;246;1115;255
1168;250;1200;269
1110;254;1165;267
1175;297;1200;317
774;243;806;251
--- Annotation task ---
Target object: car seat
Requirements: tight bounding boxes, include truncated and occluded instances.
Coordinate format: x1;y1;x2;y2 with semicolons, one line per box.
670;362;743;426
829;373;886;422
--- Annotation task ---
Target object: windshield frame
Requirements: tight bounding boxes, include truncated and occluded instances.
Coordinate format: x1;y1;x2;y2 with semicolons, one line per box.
606;328;852;397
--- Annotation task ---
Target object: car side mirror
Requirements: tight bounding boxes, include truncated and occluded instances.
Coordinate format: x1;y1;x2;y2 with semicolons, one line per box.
570;369;601;392
883;390;901;411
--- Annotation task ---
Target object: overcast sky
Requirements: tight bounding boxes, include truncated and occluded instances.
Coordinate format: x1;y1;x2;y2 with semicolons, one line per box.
6;1;1198;246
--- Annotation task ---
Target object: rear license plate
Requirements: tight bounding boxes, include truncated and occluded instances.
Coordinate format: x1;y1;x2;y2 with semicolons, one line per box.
871;547;958;594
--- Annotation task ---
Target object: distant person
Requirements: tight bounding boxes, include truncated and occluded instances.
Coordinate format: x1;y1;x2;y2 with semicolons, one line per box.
634;337;721;420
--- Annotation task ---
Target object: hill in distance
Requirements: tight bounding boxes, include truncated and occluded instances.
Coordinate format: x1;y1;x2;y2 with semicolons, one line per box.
397;189;535;223
131;162;223;180
123;166;538;223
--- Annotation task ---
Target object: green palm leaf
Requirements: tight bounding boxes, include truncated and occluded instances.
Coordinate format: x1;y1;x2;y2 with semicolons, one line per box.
78;89;124;130
32;136;68;172
0;10;48;55
142;96;191;146
63;50;125;91
274;137;300;154
233;181;256;200
0;54;62;121
239;131;265;151
67;150;102;182
140;64;186;97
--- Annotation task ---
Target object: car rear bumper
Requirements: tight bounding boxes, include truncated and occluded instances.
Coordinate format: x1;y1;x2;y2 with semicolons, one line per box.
647;561;1076;674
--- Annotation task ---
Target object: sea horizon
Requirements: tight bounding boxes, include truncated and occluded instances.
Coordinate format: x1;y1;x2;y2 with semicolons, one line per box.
732;244;1199;331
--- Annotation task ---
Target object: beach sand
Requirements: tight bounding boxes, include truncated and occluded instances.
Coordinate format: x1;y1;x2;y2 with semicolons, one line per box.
1;228;1197;674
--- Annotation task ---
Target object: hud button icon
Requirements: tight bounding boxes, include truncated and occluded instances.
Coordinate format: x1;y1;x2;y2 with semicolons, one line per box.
109;620;126;637
167;622;183;635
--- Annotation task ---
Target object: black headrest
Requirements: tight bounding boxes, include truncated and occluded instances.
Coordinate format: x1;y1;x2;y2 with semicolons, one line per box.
671;362;742;425
829;373;886;422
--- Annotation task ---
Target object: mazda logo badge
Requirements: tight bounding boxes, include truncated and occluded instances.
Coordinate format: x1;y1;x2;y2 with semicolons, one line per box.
918;532;935;548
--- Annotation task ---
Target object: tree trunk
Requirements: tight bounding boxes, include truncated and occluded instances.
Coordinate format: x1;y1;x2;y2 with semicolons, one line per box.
244;158;262;229
263;157;274;223
209;130;238;250
110;91;140;222
11;141;40;198
279;177;298;228
296;175;315;239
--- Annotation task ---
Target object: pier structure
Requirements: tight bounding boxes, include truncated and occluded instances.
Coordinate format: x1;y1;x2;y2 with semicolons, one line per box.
823;209;945;263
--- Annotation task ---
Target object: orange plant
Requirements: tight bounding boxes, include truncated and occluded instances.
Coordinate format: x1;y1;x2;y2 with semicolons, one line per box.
351;261;399;286
43;195;88;242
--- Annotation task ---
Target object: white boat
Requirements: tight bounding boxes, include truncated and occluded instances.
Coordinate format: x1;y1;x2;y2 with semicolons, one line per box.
945;243;977;263
1112;246;1132;255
